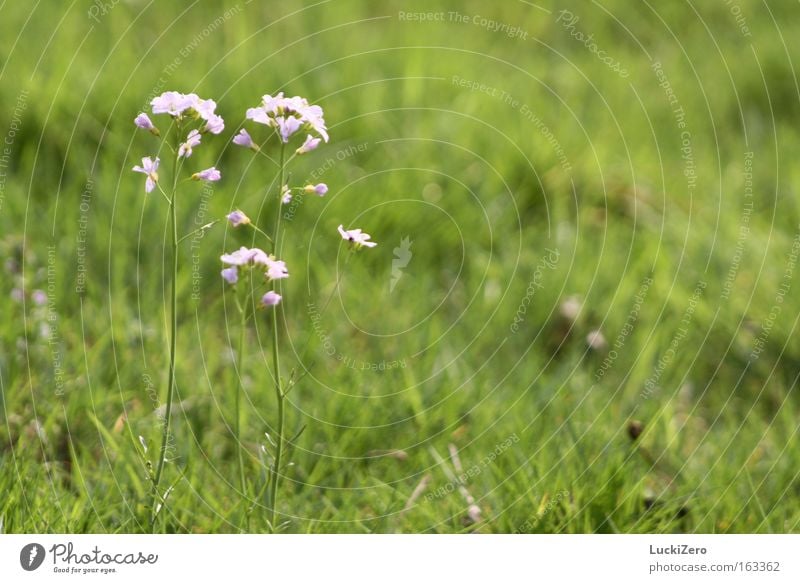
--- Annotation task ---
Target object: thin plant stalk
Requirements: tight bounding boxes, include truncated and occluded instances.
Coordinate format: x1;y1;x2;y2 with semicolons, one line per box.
268;143;286;531
234;289;248;497
151;121;181;528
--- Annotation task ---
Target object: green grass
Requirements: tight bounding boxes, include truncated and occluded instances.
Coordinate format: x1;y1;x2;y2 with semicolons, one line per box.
2;0;800;533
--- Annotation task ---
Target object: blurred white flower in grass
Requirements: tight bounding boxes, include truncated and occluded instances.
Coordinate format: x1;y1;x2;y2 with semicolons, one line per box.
559;295;582;322
32;289;47;305
586;329;608;351
338;225;377;249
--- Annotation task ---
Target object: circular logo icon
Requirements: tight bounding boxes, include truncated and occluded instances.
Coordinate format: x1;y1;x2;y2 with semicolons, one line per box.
19;543;46;571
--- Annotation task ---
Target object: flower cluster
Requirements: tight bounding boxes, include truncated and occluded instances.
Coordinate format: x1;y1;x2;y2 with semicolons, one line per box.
220;246;288;306
132;91;224;193
245;92;329;144
131;87;380;531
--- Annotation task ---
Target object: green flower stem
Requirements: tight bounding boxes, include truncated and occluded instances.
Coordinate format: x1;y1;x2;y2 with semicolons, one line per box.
152;120;182;529
268;143;286;532
235;286;248;499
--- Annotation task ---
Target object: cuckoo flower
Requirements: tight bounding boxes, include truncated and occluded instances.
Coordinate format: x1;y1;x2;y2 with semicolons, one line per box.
338;224;377;248
304;183;328;196
261;291;282;307
233;129;258;151
264;257;289;281
192;167;221;182
296;134;320;154
245;92;329;143
221;267;239;285
151;91;194;116
204;114;225;135
226;210;250;227
178;130;202;158
132;156;160;193
276;116;302;143
134;113;159;135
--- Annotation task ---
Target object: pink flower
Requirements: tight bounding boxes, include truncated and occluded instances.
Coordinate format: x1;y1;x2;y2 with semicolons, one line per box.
178;129;202;158
299;104;328;142
132;156;160;193
303;183;328;196
220;247;253;266
134;113;159;135
275;116;302;143
261;291;282;307
264;257;289;280
338;224;377;248
233;129;258;150
244;93;328;143
192;96;217;120
296;134;320;154
192;167;221;182
151;91;194;116
204;114;225;135
221;267;238;284
226;210;250;227
246;106;271;125
220;246;269;267
32;289;47;305
282;192;293;204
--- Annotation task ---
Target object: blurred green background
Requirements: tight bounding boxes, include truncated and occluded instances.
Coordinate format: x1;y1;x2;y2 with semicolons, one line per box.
2;0;800;533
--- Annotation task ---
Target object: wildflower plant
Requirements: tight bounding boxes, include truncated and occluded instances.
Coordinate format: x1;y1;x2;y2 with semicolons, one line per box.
131;89;376;533
131;91;225;529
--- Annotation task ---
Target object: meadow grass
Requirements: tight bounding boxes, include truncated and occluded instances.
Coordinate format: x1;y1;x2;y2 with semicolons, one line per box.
2;0;800;533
